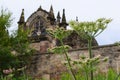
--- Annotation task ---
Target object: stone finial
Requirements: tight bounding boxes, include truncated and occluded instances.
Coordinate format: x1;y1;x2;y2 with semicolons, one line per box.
18;9;25;25
49;5;55;19
76;16;78;22
49;5;53;12
59;9;68;29
62;9;66;23
47;5;56;25
37;5;42;11
56;11;61;24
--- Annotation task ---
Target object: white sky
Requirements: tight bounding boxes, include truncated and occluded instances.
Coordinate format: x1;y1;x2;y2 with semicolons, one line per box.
0;0;120;45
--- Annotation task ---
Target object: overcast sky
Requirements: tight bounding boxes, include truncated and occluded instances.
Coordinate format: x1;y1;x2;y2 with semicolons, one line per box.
0;0;120;45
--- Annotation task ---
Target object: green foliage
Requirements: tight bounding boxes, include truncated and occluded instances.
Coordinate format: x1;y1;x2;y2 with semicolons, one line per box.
47;27;72;40
0;8;34;78
47;27;77;80
0;8;12;28
8;26;34;71
0;47;16;69
61;72;73;80
61;69;120;80
69;55;108;80
10;26;32;56
61;72;88;80
0;8;15;71
0;72;33;80
106;69;120;80
0;8;11;45
69;18;111;80
69;18;112;39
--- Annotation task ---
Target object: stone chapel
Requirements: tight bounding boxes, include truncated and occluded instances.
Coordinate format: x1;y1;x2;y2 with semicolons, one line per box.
18;5;98;52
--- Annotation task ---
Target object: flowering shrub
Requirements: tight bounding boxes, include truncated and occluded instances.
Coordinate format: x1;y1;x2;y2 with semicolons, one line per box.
3;68;13;75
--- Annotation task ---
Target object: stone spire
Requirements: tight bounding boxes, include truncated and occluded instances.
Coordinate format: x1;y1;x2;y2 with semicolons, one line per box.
49;5;55;19
47;5;56;25
18;9;25;26
62;9;66;23
37;5;42;11
76;16;78;22
56;11;61;25
60;9;68;29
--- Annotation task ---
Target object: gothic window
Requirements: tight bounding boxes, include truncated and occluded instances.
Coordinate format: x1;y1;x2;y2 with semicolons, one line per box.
34;20;41;31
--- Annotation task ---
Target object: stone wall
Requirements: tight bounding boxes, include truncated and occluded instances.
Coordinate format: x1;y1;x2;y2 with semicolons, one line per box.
27;44;120;80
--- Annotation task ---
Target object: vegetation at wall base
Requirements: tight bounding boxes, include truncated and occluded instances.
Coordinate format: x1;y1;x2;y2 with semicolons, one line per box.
61;69;120;80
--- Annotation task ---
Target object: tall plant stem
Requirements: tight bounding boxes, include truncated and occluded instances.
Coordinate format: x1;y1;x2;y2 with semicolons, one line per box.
60;40;77;80
115;72;120;80
88;37;93;80
84;65;89;80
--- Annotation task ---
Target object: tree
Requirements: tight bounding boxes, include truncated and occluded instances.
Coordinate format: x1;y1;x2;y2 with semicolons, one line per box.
0;8;33;76
0;8;14;71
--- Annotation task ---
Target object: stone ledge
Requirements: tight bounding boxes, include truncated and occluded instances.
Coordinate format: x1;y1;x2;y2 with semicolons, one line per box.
69;43;118;52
